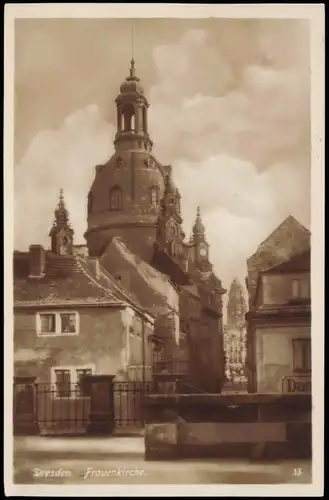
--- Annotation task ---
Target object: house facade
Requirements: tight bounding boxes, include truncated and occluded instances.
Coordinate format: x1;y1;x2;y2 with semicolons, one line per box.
14;191;155;390
246;216;311;394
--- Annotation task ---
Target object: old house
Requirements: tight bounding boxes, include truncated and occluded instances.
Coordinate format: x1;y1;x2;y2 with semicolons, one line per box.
14;191;155;388
84;60;226;392
246;216;311;393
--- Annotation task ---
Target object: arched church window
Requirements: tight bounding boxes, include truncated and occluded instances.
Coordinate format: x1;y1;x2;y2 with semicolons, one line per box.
169;223;177;236
123;104;135;132
109;186;123;211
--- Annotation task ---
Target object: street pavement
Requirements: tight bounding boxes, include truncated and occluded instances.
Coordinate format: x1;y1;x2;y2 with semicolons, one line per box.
13;436;312;485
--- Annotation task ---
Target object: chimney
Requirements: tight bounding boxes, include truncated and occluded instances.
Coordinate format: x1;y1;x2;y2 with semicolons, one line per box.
28;245;46;278
89;257;100;280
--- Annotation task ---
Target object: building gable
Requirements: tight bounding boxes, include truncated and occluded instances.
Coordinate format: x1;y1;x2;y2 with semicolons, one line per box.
247;216;311;308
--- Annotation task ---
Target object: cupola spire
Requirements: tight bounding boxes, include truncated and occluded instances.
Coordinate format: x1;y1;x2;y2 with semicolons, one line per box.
193;206;205;235
49;189;74;255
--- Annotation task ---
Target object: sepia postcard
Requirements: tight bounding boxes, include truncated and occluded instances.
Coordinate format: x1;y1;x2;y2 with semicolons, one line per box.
4;3;324;497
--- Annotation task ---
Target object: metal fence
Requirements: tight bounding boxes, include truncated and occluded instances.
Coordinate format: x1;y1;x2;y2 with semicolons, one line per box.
113;381;152;427
35;383;91;435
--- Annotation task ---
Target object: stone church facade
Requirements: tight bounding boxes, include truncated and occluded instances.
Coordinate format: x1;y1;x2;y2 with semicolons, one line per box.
85;60;226;392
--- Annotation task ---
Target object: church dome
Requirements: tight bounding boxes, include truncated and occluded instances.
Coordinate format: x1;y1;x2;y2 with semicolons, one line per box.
119;59;144;95
120;78;144;95
193;207;205;235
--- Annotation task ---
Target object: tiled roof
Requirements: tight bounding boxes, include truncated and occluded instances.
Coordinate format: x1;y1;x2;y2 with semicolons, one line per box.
100;237;174;314
13;252;131;308
262;249;310;274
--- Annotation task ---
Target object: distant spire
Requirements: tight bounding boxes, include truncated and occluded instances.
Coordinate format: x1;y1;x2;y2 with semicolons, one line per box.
193;206;205;235
128;26;137;80
53;189;71;229
58;188;65;209
227;278;247;328
49;189;74;253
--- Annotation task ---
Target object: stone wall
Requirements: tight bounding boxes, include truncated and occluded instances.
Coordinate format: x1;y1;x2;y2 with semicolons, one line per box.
144;393;312;460
255;325;311;393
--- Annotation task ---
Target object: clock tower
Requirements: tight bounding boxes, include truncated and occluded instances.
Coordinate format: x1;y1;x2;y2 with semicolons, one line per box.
192;207;212;272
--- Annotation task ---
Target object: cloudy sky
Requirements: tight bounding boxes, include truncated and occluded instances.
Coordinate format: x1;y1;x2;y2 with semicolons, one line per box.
14;17;310;291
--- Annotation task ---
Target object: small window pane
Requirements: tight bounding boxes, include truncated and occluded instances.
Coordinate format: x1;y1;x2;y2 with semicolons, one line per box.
60;313;77;333
55;370;71;397
40;314;56;333
293;339;311;372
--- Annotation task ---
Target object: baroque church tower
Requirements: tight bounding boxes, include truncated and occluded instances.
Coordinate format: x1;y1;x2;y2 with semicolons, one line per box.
84;59;226;392
85;59;178;262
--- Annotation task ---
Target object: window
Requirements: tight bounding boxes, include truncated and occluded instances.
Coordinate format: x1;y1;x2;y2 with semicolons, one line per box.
60;313;77;333
150;187;158;207
54;369;71;398
39;313;56;334
37;312;79;336
116;157;124;168
146;157;154;168
109;186;122;211
292;279;300;298
51;365;95;398
291;277;310;300
292;339;311;373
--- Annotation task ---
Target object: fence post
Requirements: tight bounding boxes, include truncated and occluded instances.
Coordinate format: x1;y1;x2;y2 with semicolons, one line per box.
82;375;116;435
13;376;39;435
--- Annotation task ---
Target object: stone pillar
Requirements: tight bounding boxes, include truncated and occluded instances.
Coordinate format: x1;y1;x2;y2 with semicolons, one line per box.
135;105;143;133
117;106;122;132
13;376;39;435
82;375;116;435
143;107;148;134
